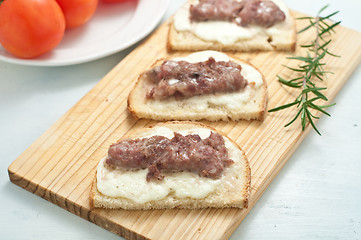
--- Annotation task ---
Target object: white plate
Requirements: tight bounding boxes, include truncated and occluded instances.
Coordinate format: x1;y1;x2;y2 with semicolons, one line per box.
0;0;169;66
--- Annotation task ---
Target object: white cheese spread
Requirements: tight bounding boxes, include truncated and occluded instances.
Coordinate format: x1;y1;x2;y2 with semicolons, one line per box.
96;127;241;204
173;0;293;45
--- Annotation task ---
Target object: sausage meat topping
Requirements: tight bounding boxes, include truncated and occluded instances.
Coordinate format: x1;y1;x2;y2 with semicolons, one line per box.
145;57;248;100
190;0;286;28
105;132;234;181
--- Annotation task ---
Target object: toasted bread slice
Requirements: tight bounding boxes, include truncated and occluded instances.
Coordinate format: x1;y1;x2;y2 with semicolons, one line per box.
128;50;267;121
90;121;251;210
168;0;296;52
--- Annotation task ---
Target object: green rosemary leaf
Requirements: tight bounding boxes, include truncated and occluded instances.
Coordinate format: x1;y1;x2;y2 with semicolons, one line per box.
314;74;324;81
305;96;324;103
288;76;304;82
284;108;303;127
314;70;334;75
324;49;340;58
308;102;331;116
299;63;311;69
309;19;318;28
282;81;303;88
301;44;314;48
287;56;313;62
313;91;328;101
320;18;341;30
298;24;313;34
279;78;303;88
317;40;340;57
320;21;341;36
306;108;320;120
319;20;336;34
284;66;307;72
318;39;332;50
296;93;303;102
268;100;300;112
306;81;316;88
297;16;314;20
301;87;327;94
314;50;327;62
321;11;339;20
307;52;326;73
319;102;336;108
316;39;340;57
319;23;328;33
318;4;330;14
305;109;321;135
301;107;307;131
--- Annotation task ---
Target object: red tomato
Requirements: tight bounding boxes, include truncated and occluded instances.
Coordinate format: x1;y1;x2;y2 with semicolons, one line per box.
56;0;98;29
0;0;65;59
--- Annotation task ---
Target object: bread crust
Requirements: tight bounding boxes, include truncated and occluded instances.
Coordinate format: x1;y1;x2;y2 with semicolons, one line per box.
167;0;296;52
90;121;251;210
127;51;268;121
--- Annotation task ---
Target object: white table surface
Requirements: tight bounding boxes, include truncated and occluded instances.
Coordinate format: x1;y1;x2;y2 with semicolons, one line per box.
1;0;360;239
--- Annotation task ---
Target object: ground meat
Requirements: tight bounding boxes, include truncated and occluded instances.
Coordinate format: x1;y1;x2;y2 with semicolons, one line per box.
190;0;285;28
190;0;243;22
105;132;234;181
145;57;247;100
238;0;286;27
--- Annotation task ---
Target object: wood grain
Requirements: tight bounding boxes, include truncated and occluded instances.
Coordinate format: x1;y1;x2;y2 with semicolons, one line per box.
8;10;361;240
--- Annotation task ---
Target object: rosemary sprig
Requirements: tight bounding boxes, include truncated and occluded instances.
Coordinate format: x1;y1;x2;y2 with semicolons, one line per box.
269;5;341;135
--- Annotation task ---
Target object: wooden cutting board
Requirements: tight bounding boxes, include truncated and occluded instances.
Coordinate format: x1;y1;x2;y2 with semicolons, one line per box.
8;9;361;240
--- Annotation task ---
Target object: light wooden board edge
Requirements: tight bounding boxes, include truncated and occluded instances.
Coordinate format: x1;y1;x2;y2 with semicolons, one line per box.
8;10;361;240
